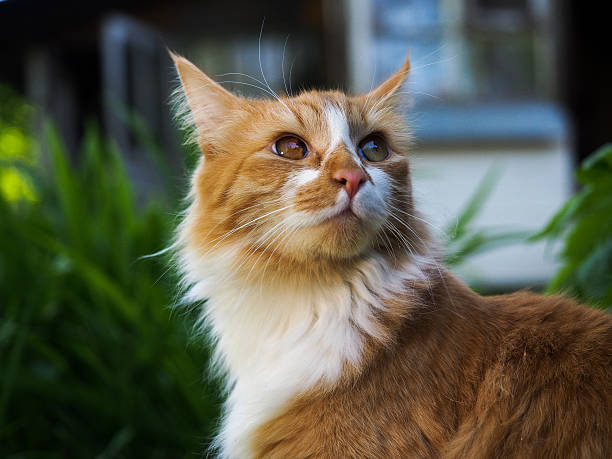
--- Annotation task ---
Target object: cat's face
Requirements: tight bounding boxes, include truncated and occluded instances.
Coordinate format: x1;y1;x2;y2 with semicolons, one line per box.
173;54;427;276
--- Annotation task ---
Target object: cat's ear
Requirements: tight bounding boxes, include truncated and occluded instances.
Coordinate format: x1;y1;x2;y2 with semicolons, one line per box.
170;51;240;148
368;54;410;103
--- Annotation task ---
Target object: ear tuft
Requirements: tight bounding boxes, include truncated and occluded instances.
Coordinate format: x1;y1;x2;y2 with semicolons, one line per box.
169;51;240;151
368;53;411;102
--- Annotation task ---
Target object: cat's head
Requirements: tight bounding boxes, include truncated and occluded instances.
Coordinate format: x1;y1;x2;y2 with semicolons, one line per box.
172;52;430;279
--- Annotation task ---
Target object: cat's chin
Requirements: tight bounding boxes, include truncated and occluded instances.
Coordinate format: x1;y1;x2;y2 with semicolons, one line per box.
283;215;380;262
320;207;361;226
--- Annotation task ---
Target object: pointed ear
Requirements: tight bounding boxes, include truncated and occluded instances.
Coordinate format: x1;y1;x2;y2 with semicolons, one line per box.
170;51;239;148
368;54;410;102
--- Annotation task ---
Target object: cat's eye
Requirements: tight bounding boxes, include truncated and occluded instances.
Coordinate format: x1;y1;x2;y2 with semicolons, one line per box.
358;135;389;162
273;136;309;160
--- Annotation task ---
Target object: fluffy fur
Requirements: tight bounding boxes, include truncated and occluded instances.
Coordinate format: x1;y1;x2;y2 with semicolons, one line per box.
170;51;612;458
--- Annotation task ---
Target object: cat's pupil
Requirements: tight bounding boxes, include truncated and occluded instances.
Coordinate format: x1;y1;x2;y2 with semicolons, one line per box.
275;136;308;160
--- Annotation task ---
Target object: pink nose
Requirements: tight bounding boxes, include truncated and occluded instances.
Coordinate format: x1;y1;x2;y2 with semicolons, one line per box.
333;168;367;199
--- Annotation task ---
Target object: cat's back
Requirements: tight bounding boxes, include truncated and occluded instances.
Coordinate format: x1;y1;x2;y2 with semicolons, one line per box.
447;291;612;458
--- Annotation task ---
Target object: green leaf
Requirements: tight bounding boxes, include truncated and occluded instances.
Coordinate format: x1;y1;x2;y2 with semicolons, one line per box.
445;229;529;266
531;190;587;240
575;239;612;304
537;143;612;308
95;426;134;459
446;165;502;241
561;204;612;260
44;121;86;250
575;143;612;185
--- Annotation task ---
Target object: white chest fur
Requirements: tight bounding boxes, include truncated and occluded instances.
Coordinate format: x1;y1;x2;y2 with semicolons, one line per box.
180;247;427;458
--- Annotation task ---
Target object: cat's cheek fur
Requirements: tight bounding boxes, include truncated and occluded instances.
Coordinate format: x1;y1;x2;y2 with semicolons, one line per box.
288;168;320;187
351;166;391;222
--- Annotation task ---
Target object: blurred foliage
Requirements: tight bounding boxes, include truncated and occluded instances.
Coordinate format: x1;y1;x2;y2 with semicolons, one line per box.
533;144;612;308
0;85;37;202
0;88;220;458
444;166;529;269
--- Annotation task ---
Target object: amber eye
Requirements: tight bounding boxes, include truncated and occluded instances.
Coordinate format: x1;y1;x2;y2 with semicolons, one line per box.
358;135;389;162
273;136;308;160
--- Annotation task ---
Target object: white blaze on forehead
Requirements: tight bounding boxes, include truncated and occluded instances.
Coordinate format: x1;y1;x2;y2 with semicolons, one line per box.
324;102;355;153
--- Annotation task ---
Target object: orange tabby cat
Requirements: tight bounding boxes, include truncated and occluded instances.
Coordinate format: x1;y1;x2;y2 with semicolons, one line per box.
171;51;612;458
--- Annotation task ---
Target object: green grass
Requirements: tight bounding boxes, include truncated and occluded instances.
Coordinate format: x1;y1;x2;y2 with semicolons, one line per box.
0;119;221;458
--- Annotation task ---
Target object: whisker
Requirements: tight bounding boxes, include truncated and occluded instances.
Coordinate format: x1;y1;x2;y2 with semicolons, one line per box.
387;200;445;234
190;197;288;249
409;56;456;73
409;90;442;101
385;210;462;318
410;43;447;67
383;220;416;256
281;34;290;96
288;56;296;96
201;204;294;254
376;221;396;259
251;220;299;287
258;223;301;292
235;218;291;275
382;217;439;310
257;18;292;113
216;72;268;88
216;80;278;99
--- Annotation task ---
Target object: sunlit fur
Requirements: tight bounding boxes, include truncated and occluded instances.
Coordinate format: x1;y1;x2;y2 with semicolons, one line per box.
172;53;612;459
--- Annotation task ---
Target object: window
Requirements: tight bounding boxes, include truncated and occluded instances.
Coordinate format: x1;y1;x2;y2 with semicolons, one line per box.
365;0;555;105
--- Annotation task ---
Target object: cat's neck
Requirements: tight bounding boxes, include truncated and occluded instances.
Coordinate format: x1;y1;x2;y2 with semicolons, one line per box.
183;243;438;372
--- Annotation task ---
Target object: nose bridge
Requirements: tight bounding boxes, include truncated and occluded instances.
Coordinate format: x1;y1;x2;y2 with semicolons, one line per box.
323;145;374;185
322;146;361;175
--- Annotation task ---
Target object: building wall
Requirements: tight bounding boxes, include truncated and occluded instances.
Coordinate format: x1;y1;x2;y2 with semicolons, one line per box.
412;140;572;288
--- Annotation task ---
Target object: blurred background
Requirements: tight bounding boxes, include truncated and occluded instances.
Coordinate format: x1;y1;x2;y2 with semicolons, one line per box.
1;0;611;457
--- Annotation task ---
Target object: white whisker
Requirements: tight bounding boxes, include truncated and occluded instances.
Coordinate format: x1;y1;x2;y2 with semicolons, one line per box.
257;19;292;113
217;80;278;99
201;204;294;255
281;35;290;96
385;209;461;318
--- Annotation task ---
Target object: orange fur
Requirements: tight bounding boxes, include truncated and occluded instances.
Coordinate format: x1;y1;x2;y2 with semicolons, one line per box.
171;52;612;458
252;277;612;458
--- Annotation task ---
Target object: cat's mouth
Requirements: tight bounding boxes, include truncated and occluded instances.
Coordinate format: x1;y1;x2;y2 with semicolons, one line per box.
335;206;357;219
293;193;365;227
281;197;379;259
323;203;360;223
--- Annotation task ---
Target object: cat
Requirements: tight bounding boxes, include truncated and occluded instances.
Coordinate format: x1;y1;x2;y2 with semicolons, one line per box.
170;51;612;458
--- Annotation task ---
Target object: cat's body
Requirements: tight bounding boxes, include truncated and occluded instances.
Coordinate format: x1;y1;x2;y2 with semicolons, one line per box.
253;275;612;458
171;52;612;458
